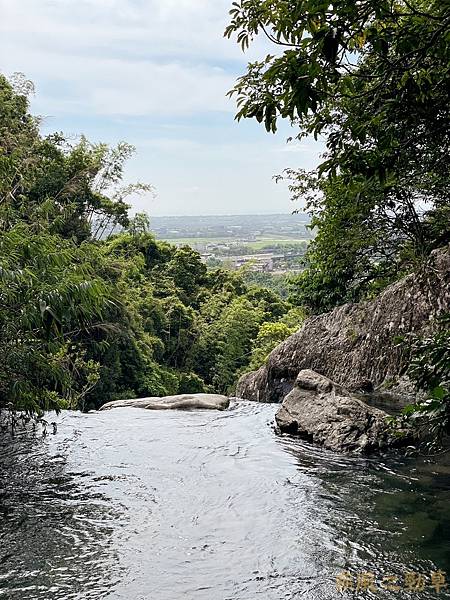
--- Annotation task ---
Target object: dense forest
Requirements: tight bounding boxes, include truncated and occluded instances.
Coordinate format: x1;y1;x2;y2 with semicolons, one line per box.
0;73;304;416
1;0;449;439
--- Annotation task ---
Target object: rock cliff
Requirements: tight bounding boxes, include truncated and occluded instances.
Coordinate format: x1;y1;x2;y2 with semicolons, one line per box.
237;246;450;403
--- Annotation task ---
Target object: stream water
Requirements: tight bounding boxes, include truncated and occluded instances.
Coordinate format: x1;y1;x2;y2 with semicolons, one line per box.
1;401;450;599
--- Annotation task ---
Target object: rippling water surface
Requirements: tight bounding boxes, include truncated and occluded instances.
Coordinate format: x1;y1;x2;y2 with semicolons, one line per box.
1;401;450;599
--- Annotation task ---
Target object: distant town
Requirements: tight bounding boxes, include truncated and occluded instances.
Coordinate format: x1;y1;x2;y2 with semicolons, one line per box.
150;213;313;274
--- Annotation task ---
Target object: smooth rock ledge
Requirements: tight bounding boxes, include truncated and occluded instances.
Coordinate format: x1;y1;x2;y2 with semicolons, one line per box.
100;393;230;412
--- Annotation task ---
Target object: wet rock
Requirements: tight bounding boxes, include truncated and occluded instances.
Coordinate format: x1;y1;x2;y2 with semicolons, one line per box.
100;393;230;411
237;245;450;403
275;370;408;454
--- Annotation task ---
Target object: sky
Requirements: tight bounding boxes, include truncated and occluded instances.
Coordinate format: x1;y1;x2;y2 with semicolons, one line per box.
0;0;324;216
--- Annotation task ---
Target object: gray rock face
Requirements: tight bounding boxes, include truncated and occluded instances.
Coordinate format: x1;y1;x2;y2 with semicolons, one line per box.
237;246;450;403
100;393;230;411
275;370;405;454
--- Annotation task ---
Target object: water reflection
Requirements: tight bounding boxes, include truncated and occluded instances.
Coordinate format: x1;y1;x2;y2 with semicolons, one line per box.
0;425;127;599
0;403;449;600
279;434;450;596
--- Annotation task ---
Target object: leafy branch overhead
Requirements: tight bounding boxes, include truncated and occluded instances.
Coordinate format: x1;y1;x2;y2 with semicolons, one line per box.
226;1;450;313
225;0;450;135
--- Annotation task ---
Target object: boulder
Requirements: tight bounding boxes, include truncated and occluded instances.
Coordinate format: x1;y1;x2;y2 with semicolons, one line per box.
100;393;230;412
275;370;408;454
237;245;450;403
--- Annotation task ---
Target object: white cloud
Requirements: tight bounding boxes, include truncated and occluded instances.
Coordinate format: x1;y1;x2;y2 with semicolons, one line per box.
0;0;263;117
0;0;323;215
1;0;235;55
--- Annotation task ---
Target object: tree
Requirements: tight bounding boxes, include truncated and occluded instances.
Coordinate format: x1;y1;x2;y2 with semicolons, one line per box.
209;297;264;393
0;72;296;417
226;1;450;312
225;1;450;136
0;226;111;414
249;321;294;370
164;246;208;303
391;315;450;450
0;75;153;242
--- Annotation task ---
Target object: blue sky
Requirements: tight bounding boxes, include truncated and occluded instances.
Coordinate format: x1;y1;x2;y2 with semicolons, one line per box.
0;0;323;216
